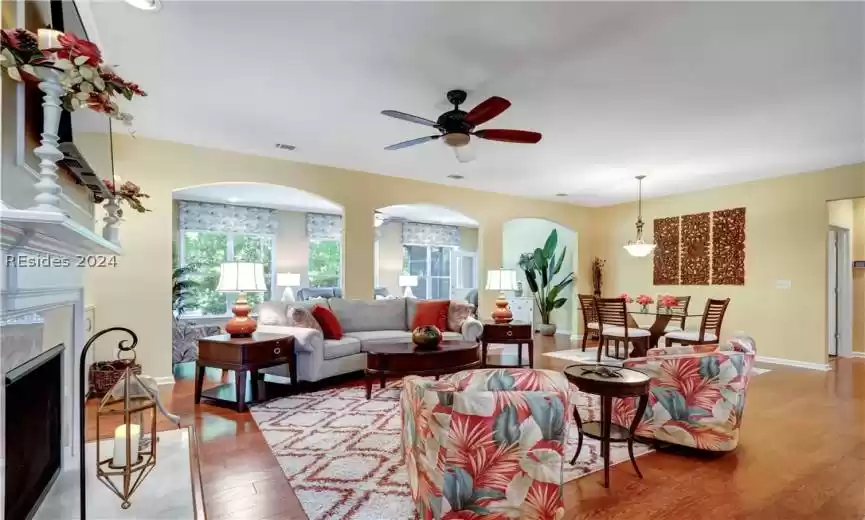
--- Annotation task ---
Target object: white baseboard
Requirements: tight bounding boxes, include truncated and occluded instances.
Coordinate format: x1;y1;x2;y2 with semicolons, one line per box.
154;376;176;387
754;355;831;371
555;329;571;336
850;351;865;358
570;333;583;342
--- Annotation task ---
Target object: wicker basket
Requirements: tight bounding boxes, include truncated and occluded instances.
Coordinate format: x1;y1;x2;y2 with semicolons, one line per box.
88;359;142;397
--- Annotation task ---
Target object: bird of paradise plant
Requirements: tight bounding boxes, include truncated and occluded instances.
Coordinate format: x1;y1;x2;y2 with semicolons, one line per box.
517;229;574;328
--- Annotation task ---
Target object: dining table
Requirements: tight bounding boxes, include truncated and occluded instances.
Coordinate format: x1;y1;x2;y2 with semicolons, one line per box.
625;308;704;356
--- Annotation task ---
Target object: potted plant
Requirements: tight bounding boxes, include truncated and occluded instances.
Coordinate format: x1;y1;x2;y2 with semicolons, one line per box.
172;262;199;320
518;229;574;336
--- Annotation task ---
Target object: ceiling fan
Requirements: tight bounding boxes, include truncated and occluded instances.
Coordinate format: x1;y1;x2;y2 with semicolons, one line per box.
381;90;542;161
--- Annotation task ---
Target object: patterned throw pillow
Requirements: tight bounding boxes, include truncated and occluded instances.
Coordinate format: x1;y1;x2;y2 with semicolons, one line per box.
256;301;289;326
446;301;475;333
287;306;322;333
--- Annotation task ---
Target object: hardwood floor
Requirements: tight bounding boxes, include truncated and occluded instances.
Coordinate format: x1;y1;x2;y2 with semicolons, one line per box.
86;337;865;519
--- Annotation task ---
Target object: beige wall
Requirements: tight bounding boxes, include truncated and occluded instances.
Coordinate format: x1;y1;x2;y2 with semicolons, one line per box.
852;198;865;353
594;163;864;366
87;136;593;378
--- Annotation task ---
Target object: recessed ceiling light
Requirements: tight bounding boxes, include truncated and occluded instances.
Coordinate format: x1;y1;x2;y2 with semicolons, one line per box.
124;0;161;11
227;197;240;203
447;174;464;180
275;143;296;151
555;193;568;197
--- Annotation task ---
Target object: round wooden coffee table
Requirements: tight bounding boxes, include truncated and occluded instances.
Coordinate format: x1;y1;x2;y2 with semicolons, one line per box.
363;340;481;399
564;363;650;488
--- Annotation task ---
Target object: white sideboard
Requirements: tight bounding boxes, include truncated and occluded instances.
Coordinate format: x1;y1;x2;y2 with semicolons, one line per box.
506;296;534;330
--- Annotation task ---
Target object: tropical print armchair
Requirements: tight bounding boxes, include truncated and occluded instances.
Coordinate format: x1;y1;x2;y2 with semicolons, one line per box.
613;341;755;452
400;368;570;520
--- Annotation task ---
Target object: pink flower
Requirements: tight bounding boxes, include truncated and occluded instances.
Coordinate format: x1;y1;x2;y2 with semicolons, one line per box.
618;293;633;303
659;295;678;308
637;294;654;306
56;32;102;66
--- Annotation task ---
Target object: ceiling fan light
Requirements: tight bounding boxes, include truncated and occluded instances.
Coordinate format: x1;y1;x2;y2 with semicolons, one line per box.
124;0;161;10
443;133;470;148
624;241;656;257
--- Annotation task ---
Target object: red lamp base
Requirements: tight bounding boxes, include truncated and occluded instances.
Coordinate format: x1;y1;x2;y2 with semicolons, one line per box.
225;293;257;337
490;292;513;324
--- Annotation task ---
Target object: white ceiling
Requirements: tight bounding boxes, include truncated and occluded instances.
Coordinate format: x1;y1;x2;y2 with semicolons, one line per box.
91;1;863;206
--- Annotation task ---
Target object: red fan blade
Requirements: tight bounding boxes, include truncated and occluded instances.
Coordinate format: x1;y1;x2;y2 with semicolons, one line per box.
473;129;542;144
465;96;511;125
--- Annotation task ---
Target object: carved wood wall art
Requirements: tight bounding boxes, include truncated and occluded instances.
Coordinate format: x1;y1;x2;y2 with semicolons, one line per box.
653;216;680;285
680;212;711;285
712;208;746;285
651;207;746;286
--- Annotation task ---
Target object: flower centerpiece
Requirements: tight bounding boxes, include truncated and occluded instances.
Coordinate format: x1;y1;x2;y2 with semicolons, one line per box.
94;179;151;215
658;294;678;314
0;28;146;124
618;292;634;304
636;294;654;313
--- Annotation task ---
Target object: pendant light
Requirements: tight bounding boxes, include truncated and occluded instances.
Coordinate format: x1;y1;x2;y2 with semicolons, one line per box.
623;175;656;257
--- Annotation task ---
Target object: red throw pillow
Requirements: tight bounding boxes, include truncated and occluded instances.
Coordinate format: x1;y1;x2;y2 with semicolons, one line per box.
312;305;343;340
412;300;449;331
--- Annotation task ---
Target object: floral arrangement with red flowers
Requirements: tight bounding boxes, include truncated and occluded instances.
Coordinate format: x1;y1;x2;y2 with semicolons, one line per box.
658;294;679;309
636;294;654;307
618;292;633;303
0;28;145;124
94;179;151;214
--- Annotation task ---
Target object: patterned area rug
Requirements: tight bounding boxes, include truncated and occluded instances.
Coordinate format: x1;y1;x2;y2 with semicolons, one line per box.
251;383;651;520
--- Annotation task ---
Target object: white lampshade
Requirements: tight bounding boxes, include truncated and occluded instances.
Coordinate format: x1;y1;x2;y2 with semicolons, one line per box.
216;262;267;293
399;275;418;287
276;272;301;287
485;269;518;291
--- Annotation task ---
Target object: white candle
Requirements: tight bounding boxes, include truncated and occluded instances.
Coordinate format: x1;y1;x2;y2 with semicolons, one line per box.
37;28;62;50
112;424;141;467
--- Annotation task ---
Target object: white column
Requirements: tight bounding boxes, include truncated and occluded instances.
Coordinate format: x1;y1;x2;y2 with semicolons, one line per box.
29;68;66;213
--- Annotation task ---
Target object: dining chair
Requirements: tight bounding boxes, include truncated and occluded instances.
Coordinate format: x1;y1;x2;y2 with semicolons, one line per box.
577;294;600;351
657;295;691;333
594;297;650;361
664;298;730;346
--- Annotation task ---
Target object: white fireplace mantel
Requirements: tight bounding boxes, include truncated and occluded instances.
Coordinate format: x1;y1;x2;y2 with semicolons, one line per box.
0;207;121;257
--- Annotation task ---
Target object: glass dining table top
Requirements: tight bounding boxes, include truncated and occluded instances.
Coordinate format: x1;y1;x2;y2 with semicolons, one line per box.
627;309;703;317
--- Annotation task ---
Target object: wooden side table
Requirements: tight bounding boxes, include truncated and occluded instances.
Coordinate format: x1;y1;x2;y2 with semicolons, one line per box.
481;320;534;368
195;333;295;412
564;363;650;488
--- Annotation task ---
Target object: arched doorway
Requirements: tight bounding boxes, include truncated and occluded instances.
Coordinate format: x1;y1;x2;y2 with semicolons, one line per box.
170;182;343;362
373;204;480;304
502;218;578;335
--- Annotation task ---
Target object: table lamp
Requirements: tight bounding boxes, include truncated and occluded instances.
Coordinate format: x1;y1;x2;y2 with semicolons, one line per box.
217;262;267;337
485;268;518;323
399;275;418;298
277;272;301;302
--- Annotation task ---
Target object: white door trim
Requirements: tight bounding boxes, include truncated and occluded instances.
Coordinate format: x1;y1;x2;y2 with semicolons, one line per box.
828;226;853;358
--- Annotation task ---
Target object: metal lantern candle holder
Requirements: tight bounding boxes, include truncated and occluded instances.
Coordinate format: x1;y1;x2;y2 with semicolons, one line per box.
93;337;157;509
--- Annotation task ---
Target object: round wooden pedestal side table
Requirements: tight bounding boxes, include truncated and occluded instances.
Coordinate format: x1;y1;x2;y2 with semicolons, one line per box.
564;363;650;488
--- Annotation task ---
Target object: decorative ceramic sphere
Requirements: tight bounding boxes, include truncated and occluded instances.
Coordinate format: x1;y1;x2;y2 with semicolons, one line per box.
412;325;442;349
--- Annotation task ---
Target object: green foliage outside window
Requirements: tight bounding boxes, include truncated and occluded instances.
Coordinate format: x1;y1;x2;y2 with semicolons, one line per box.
180;231;273;316
309;240;341;288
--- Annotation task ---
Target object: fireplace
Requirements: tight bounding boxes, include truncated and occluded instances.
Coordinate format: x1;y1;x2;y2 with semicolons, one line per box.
3;344;64;520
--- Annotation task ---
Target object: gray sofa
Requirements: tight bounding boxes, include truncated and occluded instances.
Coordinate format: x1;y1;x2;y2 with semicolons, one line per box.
255;297;483;383
295;286;390;300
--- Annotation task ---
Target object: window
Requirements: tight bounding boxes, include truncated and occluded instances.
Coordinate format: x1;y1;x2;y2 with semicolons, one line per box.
402;245;452;300
180;231;274;316
309;239;341;288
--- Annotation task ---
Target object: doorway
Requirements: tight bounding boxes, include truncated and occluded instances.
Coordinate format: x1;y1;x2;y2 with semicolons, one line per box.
828;226;852;357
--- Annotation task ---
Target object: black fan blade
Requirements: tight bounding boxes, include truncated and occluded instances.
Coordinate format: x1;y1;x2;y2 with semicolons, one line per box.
381;110;440;128
473;129;542;144
384;135;440;150
465;96;511;125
